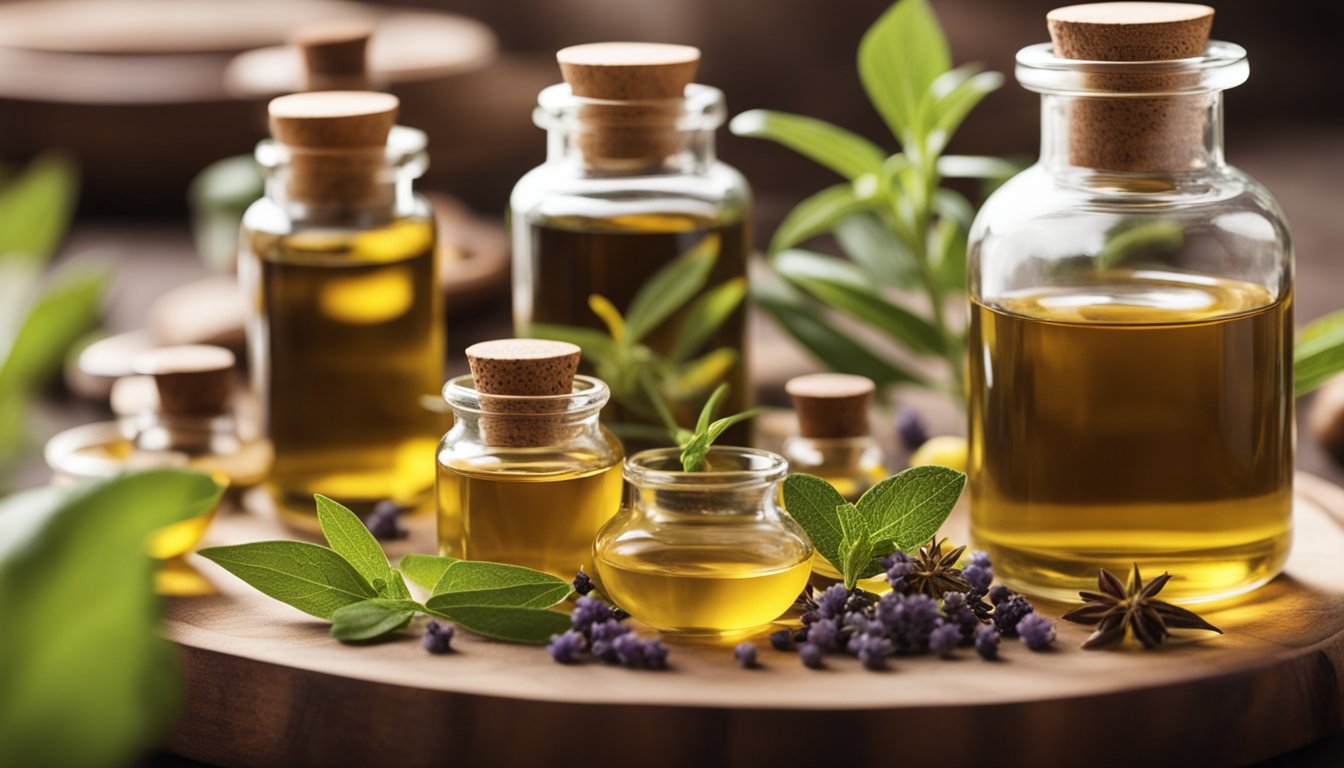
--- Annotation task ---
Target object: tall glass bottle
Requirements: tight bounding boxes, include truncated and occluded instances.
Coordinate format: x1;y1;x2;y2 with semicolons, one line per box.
967;4;1292;603
240;92;443;524
511;43;751;445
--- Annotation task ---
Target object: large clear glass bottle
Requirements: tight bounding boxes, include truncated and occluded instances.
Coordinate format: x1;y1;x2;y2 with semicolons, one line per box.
967;9;1293;603
240;92;443;525
510;43;751;446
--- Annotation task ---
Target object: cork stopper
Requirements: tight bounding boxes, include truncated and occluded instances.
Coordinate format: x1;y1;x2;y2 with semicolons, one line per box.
1046;3;1214;172
465;339;581;447
786;374;874;440
132;345;236;417
555;42;700;169
267;91;398;205
292;19;374;92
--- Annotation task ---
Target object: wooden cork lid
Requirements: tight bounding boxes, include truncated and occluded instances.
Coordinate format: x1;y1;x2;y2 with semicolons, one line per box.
786;373;874;439
292;19;373;92
268;90;397;149
557;43;699;100
133;345;236;416
465;339;582;447
1045;2;1214;172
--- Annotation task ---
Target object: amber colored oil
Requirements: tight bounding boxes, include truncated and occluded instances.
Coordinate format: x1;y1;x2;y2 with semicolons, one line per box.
436;449;624;578
522;213;749;446
968;271;1293;603
244;217;443;521
596;544;813;637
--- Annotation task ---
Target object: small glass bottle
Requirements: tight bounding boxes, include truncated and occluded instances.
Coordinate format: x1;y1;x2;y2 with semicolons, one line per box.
967;4;1293;602
45;345;272;559
594;447;813;638
239;91;444;524
437;340;624;578
510;43;752;446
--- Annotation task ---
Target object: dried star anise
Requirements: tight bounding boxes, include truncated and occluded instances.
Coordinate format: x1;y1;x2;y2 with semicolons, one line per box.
1061;564;1222;649
906;537;971;599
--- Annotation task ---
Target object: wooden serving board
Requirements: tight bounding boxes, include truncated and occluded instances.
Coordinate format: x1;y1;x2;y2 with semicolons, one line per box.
164;474;1344;768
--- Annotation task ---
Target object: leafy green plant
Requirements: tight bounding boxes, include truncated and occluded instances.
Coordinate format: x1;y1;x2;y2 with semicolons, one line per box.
201;495;574;644
0;155;106;483
644;382;760;471
530;233;746;443
732;0;1011;400
0;469;225;768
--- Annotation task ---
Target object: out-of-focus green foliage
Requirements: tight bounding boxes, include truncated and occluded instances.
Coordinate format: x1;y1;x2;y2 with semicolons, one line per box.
0;469;225;768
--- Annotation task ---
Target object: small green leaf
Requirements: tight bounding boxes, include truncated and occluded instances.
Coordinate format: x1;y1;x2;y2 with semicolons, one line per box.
622;234;719;344
859;0;951;142
329;599;420;642
198;541;377;620
0;268;106;393
1296;309;1344;398
588;294;627;343
930;216;968;291
427;605;572;644
0;154;77;264
315;494;394;592
769;183;874;254
527;324;617;363
383;570;412;600
426;582;571;611
398;553;460;591
857;465;966;553
695;382;729;435
781;474;849;573
835;212;920;288
706;407;761;443
729;110;886;180
930;69;1004;153
840;527;873;590
665;348;738;401
429;560;571;608
669;278;747;363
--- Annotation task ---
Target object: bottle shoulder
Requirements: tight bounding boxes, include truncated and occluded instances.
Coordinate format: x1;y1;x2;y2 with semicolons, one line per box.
510;160;751;223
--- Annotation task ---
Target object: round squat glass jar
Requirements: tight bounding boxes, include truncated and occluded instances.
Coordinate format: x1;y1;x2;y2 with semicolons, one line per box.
593;447;813;638
967;38;1293;603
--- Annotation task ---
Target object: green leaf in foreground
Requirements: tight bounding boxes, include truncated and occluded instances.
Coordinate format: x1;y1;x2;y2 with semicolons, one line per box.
315;494;395;593
1296;309;1344;398
398;553;460;591
427;560;570;609
859;465;966;553
781;474;848;572
426;605;573;645
198;541;377;620
330;599;421;642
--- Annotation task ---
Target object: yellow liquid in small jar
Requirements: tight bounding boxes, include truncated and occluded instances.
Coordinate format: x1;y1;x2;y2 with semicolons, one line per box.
969;271;1293;603
436;449;624;579
596;542;813;637
243;218;444;521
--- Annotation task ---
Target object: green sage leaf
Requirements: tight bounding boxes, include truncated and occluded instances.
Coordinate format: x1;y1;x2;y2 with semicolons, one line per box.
729;110;886;180
840;525;873;590
428;560;570;608
329;599;420;642
622;233;719;344
781;474;849;573
1297;309;1344;398
383;569;412;600
859;0;951;142
198;541;377;620
315;494;394;592
857;465;966;553
427;605;572;645
398;553;460;591
769;182;873;254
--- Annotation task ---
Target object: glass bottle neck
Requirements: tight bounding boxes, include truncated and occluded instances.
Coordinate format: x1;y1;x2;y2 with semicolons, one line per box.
256;126;427;223
545;119;718;176
1039;90;1226;179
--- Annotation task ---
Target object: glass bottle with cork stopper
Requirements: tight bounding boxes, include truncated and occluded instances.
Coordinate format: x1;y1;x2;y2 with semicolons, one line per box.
510;43;752;445
436;339;624;579
967;3;1293;602
239;90;443;526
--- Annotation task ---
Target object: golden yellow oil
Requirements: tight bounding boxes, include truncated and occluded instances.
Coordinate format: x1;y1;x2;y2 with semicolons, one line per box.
596;545;813;637
522;213;749;447
968;271;1293;603
244;217;443;521
436;449;624;579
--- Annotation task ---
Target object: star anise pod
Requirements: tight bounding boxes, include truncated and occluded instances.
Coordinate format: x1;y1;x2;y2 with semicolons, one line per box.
1061;564;1222;649
905;537;971;599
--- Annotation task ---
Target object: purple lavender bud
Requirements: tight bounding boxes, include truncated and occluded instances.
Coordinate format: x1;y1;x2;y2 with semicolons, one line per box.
770;629;793;651
807;618;840;652
987;584;1013;606
799;643;825;669
971;551;991;569
1016;613;1056;651
879;550;911;571
886;560;913;592
570;596;613;636
816;584;849;619
734;642;758;669
963;563;993;595
929;620;962;657
610;633;644;667
975;624;1001;660
365;500;408;540
900;593;941;651
993;595;1034;637
641;639;670;669
942;591;967;612
843;611;872;637
852;633;894;670
897;407;930;450
422;620;454;654
571;570;595;596
547;630;585;663
588;618;630;661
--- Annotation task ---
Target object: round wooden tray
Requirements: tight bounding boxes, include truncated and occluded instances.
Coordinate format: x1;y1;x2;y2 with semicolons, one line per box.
164;474;1344;768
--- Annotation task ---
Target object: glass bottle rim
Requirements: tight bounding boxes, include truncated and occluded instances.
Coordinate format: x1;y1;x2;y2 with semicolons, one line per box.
440;373;610;418
533;83;726;133
1015;40;1248;97
624;446;788;490
254;125;429;177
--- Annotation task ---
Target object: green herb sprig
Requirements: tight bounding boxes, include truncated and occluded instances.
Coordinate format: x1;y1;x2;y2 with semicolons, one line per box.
783;465;966;589
645;382;761;472
200;496;573;644
530;233;746;443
